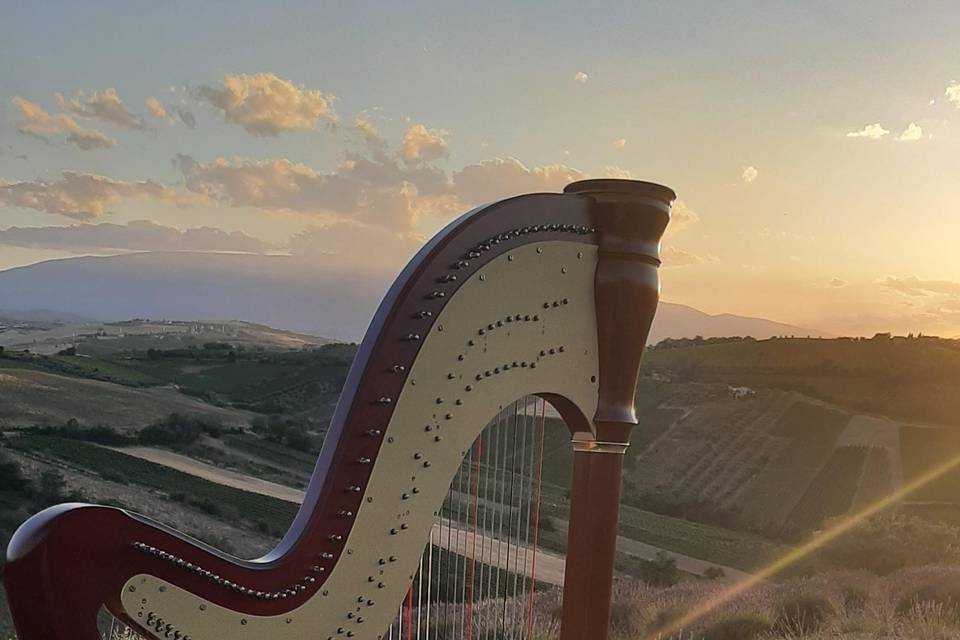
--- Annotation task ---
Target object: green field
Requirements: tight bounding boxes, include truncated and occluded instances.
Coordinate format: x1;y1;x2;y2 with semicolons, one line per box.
899;425;960;504
644;336;960;426
8;436;299;531
785;446;868;534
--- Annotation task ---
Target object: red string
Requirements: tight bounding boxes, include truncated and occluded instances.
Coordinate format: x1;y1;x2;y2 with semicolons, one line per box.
526;399;547;640
406;583;413;638
465;435;482;640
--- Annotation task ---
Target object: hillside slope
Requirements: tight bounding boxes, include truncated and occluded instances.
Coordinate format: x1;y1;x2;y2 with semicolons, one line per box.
0;368;252;428
0;252;825;342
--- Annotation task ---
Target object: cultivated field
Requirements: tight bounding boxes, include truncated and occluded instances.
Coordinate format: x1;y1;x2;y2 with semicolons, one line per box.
0;369;251;429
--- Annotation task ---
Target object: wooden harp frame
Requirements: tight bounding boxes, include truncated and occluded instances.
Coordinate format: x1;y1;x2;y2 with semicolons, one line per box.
4;178;674;640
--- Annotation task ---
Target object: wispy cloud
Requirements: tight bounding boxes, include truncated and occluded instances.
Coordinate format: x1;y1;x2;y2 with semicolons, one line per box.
11;97;115;150
145;97;172;123
661;245;716;267
612;138;626;149
197;72;337;136
881;275;960;297
846;123;889;139
741;165;758;183
58;88;143;130
829;278;848;288
0;220;272;253
573;71;589;83
0;172;198;219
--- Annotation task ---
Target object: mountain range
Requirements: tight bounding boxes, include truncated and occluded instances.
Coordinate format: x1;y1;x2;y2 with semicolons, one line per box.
0;252;828;342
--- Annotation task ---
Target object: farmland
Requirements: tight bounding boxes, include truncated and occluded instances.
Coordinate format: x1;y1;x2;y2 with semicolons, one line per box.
644;335;960;427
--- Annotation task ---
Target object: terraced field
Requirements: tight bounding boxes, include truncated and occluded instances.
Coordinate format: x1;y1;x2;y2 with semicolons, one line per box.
737;401;849;529
785;446;868;533
899;424;960;504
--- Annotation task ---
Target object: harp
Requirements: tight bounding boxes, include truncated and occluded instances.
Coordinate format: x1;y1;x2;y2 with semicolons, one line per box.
4;178;674;640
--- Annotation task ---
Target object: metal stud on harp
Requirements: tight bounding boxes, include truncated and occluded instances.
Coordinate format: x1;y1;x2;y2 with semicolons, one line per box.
4;179;673;640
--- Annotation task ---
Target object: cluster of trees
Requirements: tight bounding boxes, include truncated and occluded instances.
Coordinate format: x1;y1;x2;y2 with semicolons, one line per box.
650;336;757;350
251;415;322;453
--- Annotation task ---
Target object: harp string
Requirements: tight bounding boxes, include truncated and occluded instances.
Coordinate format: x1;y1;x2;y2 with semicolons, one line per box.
526;398;547;639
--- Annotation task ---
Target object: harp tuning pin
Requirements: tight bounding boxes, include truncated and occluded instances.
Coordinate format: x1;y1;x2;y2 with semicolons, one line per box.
391;365;406;373
356;457;371;464
347;485;362;493
366;429;382;437
377;396;393;405
426;291;445;299
403;333;421;342
328;534;343;541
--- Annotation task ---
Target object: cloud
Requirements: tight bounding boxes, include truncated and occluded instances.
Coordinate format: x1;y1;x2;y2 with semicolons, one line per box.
574;71;589;83
353;113;385;147
664;199;699;237
829;278;849;288
197;72;337;136
146;97;172;123
0;220;273;253
612;138;626;150
11;97;115;150
881;276;960;297
897;122;923;141
450;158;586;205
400;123;449;163
661;245;715;267
175;152;453;231
0;172;196;219
946;82;960;108
741;165;758;183
604;166;633;179
846;123;889;139
171;105;197;129
58;88;143;129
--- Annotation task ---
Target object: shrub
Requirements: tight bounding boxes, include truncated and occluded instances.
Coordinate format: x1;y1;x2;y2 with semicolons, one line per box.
635;551;681;587
0;455;27;492
842;583;870;612
702;612;773;640
36;469;67;504
777;592;837;634
818;514;960;574
897;576;960;618
704;566;726;580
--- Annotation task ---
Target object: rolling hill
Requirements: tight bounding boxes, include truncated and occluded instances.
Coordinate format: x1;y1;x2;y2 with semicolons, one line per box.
0;252;825;342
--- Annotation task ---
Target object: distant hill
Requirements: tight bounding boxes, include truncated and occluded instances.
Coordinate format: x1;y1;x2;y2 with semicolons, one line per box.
648;303;829;344
0;252;826;342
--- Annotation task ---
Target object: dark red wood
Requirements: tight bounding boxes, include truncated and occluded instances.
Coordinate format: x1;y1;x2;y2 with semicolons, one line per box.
3;191;599;640
559;179;674;640
558;450;625;639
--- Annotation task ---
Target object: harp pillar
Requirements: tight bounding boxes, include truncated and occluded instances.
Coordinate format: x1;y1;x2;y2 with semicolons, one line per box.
559;180;674;640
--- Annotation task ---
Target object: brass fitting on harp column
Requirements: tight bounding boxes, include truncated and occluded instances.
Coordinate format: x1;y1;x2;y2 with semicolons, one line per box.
570;439;629;455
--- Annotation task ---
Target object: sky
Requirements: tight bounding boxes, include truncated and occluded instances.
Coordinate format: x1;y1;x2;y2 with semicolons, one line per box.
2;1;960;337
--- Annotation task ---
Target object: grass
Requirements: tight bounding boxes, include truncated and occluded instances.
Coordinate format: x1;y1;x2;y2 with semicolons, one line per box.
223;433;318;474
785;447;868;534
738;402;848;530
0;351;160;387
899;425;960;504
7;435;298;530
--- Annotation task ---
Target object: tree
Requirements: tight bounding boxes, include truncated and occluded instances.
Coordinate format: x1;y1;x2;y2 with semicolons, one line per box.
37;469;67;504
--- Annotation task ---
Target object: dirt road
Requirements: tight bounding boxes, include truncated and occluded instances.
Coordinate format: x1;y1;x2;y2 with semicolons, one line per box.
114;446;746;583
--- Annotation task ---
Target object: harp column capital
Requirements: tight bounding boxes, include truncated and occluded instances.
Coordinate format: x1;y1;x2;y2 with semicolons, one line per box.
564;179;675;445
